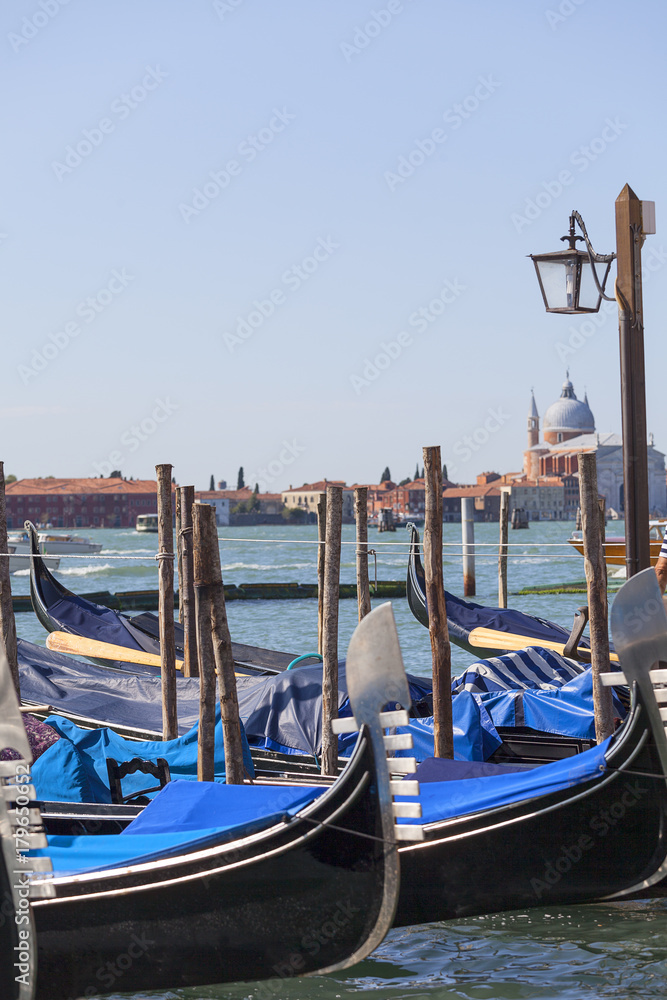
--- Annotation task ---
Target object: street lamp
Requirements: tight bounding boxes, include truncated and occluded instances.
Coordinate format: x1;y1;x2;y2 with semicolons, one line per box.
530;187;656;577
529;211;615;314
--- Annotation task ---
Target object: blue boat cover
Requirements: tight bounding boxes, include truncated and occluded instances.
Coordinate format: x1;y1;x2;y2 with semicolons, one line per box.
31;780;325;876
478;667;626;739
335;691;503;763
410;757;538;784
397;736;612;825
452;647;586;694
31;709;255;803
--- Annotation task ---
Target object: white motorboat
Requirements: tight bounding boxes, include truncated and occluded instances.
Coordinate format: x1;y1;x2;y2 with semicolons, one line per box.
7;543;60;574
8;529;103;555
136;513;158;532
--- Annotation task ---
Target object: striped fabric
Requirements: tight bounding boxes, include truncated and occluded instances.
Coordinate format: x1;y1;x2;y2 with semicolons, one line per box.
452;646;586;695
660;525;667;561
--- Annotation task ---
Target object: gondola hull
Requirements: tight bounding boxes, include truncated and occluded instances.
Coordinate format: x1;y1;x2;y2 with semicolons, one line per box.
395;695;667;924
32;732;393;997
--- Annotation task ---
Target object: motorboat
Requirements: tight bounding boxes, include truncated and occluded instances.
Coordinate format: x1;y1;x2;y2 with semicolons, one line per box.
568;520;666;567
8;529;102;556
135;513;158;532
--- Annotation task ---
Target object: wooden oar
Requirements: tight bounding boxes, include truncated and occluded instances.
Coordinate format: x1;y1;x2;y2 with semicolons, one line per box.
46;632;184;672
467;626;620;664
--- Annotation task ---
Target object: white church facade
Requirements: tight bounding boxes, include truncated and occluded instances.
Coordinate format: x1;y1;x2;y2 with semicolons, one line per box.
522;377;666;518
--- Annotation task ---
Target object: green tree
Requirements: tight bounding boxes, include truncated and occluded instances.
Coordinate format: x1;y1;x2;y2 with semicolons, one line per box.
398;477;410;486
442;464;448;482
5;474;16;484
237;466;245;490
209;474;215;491
414;462;420;481
380;466;391;483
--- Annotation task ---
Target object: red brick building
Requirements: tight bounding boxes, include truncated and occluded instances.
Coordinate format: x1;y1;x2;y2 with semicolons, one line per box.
5;478;158;529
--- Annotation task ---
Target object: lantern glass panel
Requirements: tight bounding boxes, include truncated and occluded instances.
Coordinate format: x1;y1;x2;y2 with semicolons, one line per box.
534;258;580;311
578;258;610;312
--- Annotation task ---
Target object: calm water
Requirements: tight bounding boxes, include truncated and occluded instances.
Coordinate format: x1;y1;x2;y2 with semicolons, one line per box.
15;520;666;1000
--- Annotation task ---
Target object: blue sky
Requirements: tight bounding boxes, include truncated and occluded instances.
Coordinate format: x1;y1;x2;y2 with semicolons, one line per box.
2;0;666;492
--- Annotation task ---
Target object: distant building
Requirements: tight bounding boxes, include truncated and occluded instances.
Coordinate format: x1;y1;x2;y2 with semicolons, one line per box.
194;492;230;526
5;478;157;529
521;377;667;517
442;481;502;522
282;481;354;518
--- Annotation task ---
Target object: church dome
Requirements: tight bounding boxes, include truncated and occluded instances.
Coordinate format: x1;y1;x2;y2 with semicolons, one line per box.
543;377;595;437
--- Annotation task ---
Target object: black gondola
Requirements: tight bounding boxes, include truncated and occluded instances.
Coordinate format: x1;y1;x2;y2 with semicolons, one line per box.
407;521;589;658
1;604;422;998
377;569;667;922
26;520;308;676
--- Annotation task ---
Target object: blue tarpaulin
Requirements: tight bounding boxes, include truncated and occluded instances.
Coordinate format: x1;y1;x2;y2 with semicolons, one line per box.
30;780;326;876
397;737;611;825
31;709;255;803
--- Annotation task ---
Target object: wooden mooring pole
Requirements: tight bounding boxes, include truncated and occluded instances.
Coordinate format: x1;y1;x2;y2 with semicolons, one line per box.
461;496;476;597
156;464;177;740
577;452;615;742
179;486;198;677
175;489;183;623
321;485;342;776
0;463;19;696
355;486;371;622
423;446;453;758
193;503;216;782
195;503;245;784
317;492;326;654
498;491;509;609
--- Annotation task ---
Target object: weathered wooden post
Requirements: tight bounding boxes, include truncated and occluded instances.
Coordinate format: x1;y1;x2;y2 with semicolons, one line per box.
577;452;615;742
196;503;245;784
0;463;19;696
615;185;650;577
175;488;183;623
317;492;326;654
423;446;453;758
156;464;177;740
354;486;371;622
193;503;216;781
461;496;476;596
179;486;198;677
321;485;342;775
498;490;509;609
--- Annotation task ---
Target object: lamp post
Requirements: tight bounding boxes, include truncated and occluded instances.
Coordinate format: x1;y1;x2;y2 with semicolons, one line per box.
530;185;655;577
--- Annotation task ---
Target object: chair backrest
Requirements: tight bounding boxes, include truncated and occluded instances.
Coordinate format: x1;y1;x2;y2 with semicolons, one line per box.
106;756;171;805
